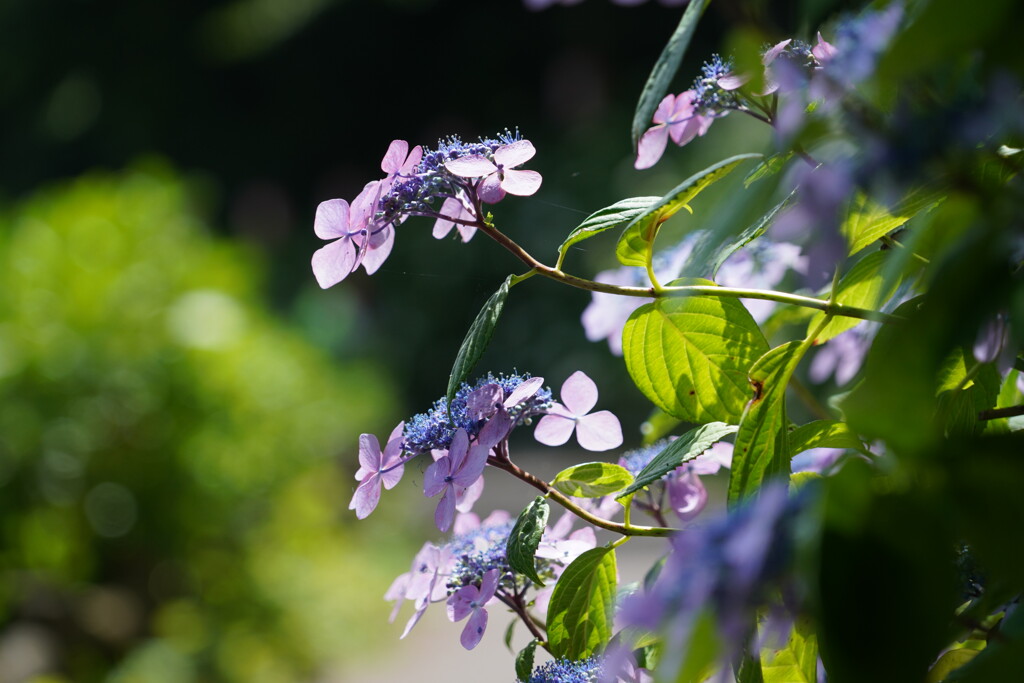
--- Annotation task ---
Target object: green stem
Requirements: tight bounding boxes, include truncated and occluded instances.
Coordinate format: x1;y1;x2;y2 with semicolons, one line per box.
487;458;676;538
474;220;901;324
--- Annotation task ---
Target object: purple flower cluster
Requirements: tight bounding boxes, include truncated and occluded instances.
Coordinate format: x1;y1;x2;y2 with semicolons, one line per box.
387;510;597;651
312;130;542;288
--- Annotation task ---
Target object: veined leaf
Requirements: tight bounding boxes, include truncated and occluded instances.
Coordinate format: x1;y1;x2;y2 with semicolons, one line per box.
744;152;793;188
623;280;769;424
788;420;869;457
807;251;900;343
506;497;550;587
728;341;808;507
841;188;945;256
547;546;617;660
631;0;712;147
551;462;634;498
616;154;762;267
515;640;539;682
708;191;796;278
618;422;737;498
761;617;818;683
557;196;660;266
446;276;510;414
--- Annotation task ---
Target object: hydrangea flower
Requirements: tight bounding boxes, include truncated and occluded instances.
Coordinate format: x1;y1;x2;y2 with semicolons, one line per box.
534;371;623;451
519;656;604;683
424;428;488;531
379;139;423;193
447;568;499;650
311;180;381;288
445;140;543;204
634;91;713;169
349;422;405;519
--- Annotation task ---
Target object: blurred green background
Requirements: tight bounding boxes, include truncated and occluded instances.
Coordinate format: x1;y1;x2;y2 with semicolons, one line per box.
0;0;837;680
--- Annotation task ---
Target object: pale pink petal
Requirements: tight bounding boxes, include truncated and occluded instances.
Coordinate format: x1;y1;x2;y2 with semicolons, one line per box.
311;237;356;289
381;139;410;174
447;585;476;622
478;174;506;204
479;568;500;601
454;512;481;535
385;572;410;622
534;413;576;447
560;370;599;415
433;196;464;239
467;383;503;419
314;199;350;239
500;169;543;196
667;470;707;521
504;376;544;408
434;488;457;532
357;434;382;473
634;125;670;170
652;93;675;125
494;139;536;168
446;155;497;178
423;458;451;498
812;32;837;63
349;181;381;230
762;39;792;65
360;226;394;275
380;461;404;490
456;476;484;513
400;602;428;639
456;222;477;242
718;73;749;90
401;145;423;174
460;604;488;650
482;510;511;526
575;411;623;451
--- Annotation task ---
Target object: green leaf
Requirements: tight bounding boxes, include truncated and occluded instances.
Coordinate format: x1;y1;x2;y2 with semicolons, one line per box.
841;188;945;256
622;282;770;424
551;462;634;498
547;546;617;660
807;251;900;343
761;617;818;683
446;276;511;415
506;497;550;587
503;620;516;651
728;341;809;506
616;154;762;267
618;422;738;498
515;640;539;682
672;609;721;683
788;420;868;457
557;196;660;266
630;0;712;148
927;648;982;682
744;152;793;188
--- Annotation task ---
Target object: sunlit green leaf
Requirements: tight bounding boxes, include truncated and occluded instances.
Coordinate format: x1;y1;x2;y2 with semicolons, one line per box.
515;640;539;682
617;154;762;267
551;462;634;498
557;196;660;265
623;281;769;424
841;189;945;256
547;546;617;660
744;152;793;188
927;647;982;682
618;422;737;498
506;497;550;587
729;341;807;506
788;420;869;457
807;251;900;343
762;617;818;683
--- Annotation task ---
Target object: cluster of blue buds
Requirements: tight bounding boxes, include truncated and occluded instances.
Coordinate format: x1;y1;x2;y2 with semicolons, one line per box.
520;656;604;683
445;518;517;594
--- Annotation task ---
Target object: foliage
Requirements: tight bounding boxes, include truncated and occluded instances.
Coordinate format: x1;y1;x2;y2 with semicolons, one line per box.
0;165;401;681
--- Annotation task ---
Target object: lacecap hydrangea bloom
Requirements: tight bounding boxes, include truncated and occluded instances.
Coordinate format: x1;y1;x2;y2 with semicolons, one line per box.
313;130;542;288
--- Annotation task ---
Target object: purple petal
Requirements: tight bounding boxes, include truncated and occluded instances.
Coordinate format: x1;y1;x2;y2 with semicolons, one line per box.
493;139;536;168
447;585;477;622
381;461;404;490
432;196;463;239
762;39;792;65
311;237;356;289
534;413;576;447
812;32;837;63
453;512;480;536
314;199;350;239
634;125;670;170
717;73;749;90
467;383;503;420
360;226;394;275
560;370;599;415
504;376;544;408
423;457;452;498
381;139;409;174
349;181;381;230
357;433;383;473
446;155;497;178
500;169;543;196
479;568;500;601
400;602;428;639
575;411;623;451
476;409;512;450
434;487;457;532
447;429;470;470
667;470;708;521
460;605;489;650
453;444;488;488
401;145;423;175
478;174;506;204
349;476;382;519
